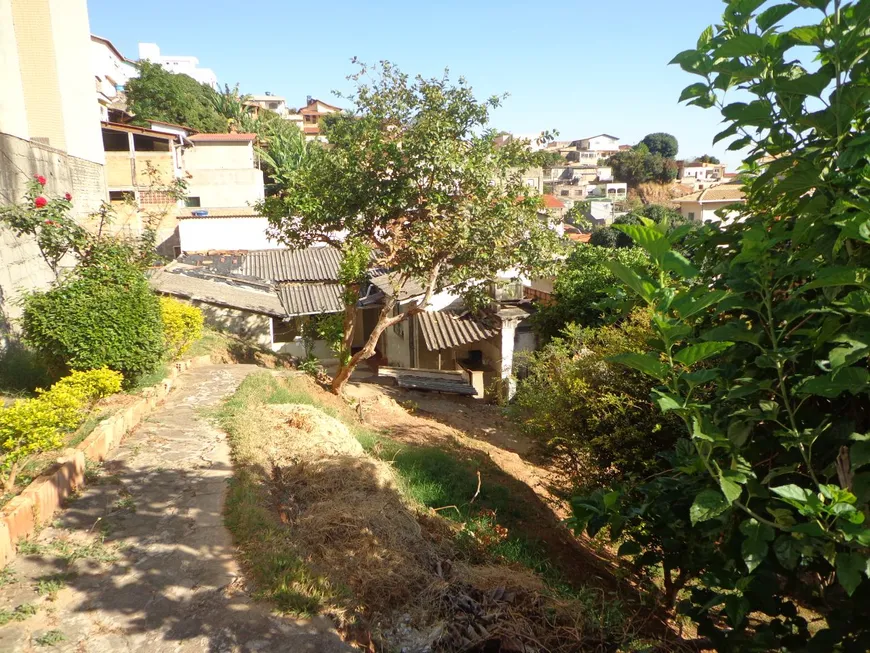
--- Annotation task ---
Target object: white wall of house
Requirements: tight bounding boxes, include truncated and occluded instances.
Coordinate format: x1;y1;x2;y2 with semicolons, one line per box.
183;141;264;207
138;43;217;87
0;0;29;140
678;200;744;225
91;38;136;119
579;136;619;152
178;217;280;252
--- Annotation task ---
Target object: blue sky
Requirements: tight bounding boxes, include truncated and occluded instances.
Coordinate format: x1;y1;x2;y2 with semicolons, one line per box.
87;0;743;168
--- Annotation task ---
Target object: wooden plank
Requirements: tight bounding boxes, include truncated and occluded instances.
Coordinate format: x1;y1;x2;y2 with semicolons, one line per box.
379;366;465;380
396;375;478;396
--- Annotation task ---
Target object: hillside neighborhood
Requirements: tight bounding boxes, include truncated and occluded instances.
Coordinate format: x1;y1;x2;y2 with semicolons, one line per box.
1;0;868;652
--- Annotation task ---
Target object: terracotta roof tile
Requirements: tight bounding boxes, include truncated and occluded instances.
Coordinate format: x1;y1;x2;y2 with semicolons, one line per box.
542;194;566;209
188;133;257;142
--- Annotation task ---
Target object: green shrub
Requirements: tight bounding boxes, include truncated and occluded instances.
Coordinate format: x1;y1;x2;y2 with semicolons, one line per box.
159;297;204;358
513;310;682;484
0;368;122;490
21;247;164;386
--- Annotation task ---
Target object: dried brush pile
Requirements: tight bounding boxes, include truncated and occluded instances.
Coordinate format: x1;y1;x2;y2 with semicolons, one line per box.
247;400;628;652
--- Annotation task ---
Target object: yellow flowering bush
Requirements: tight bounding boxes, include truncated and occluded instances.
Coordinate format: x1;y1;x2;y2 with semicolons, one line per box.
0;368;123;491
159;297;204;358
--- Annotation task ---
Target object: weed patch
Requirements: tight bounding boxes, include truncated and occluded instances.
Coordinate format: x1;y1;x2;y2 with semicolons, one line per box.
35;630;65;646
0;603;37;626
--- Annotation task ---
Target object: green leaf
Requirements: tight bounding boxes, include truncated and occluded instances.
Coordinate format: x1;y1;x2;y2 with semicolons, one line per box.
713;124;739;145
778;70;833;98
720;476;743;504
662;251;699;279
836;551;866;596
605;261;658;304
740;518;775;573
773;535;800;570
690;489;730;524
756;3;798;31
671;290;728;319
725;595;750;628
799;367;870;398
652;389;683;412
609;352;669;381
673;341;734;367
771;484;810;503
786;25;820;45
617;541;642;556
679;83;710;103
701;322;761;345
829;335;870;369
716;33;764;58
612;225;669;262
851;442;870;470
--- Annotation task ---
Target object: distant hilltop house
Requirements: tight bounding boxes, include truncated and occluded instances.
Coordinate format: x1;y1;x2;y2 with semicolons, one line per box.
91;35;137;122
137;42;218;88
677;160;727;192
674;182;746;225
242;95;341;141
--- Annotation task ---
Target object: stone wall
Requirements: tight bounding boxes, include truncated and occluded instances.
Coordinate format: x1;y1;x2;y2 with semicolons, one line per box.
0;132;106;343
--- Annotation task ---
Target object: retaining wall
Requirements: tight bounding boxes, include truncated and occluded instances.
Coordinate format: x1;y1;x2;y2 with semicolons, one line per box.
0;354;213;566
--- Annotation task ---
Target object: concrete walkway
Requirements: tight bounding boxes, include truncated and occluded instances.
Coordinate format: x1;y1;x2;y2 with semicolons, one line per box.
0;364;351;653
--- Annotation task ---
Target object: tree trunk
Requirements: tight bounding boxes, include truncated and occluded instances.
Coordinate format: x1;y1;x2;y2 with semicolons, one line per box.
3;460;19;493
331;263;442;395
331;298;402;394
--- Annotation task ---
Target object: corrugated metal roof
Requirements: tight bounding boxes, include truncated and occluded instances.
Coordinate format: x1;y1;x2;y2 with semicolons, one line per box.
277;283;344;316
149;266;285;317
370;273;427;301
417;309;499;352
241;248;342;282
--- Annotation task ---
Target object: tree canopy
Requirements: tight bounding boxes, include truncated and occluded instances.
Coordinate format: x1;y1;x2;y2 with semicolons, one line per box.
532;243;648;340
607;145;678;186
126;61;226;133
259;61;561;393
695;154;720;164
641;132;679;158
570;1;870;649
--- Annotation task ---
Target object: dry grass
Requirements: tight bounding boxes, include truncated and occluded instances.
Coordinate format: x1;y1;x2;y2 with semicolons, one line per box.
219;372;661;651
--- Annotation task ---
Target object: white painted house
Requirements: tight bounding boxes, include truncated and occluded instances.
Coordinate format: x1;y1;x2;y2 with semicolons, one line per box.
182;133;264;208
678;161;726;191
138;42;217;87
176;210;280;253
90;35;137;121
674;183;746;225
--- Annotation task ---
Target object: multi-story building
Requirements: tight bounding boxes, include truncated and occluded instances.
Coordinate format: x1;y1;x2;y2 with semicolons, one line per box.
137;42;217;88
677;160;727;191
183;133;264;208
299;97;341;139
1;0;108;337
674;183;745;225
90;34;137;121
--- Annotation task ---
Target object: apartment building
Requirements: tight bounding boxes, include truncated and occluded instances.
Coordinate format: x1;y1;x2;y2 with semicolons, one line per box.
0;0;108;336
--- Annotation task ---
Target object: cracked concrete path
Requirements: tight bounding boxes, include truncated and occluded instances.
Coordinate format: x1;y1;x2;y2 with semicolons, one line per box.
0;364;352;653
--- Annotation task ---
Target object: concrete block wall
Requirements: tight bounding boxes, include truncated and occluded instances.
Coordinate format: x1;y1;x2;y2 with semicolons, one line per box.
0;354;213;566
0;132;106;342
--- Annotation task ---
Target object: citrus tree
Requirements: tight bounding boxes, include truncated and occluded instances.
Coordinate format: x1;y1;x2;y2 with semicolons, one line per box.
571;1;870;649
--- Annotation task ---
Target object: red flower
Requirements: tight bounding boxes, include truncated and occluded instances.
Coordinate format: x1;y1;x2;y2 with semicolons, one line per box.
64;192;72;201
35;175;46;186
34;196;47;208
44;219;54;225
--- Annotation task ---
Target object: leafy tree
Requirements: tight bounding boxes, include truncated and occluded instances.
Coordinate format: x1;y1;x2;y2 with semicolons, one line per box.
260;61;560;394
588;226;619;248
537;149;564;169
532;243;648;340
588;205;689;250
574;2;870;649
695;154;720;164
515;310;683;485
608;145;678;186
127;61;226;133
641;132;679;158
